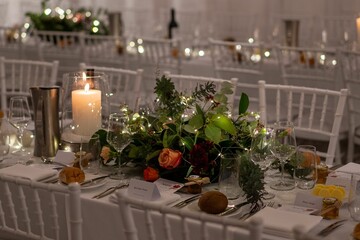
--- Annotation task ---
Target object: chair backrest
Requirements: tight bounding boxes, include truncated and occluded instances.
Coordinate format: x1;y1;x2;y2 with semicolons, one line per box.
129;36;182;74
0;174;82;240
164;71;237;114
82;34;128;68
209;38;264;81
314;15;357;48
33;30;84;76
258;80;348;166
276;45;341;91
79;63;143;111
0;56;59;113
339;50;360;163
116;191;263;240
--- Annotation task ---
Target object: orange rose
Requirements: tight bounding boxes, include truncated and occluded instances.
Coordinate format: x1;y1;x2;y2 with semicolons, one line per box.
100;146;111;163
143;167;159;182
158;148;182;170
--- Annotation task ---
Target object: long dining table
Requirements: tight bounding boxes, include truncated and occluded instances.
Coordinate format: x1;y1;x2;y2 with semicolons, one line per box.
0;150;358;240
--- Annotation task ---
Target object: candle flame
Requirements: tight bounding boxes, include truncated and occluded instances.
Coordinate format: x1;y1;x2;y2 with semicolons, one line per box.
82;72;87;81
84;83;90;92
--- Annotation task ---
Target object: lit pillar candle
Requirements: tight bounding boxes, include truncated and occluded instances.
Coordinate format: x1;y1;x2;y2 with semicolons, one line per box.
72;82;101;136
357;17;360;44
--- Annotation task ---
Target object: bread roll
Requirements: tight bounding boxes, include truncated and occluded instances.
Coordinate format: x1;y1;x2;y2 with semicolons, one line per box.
59;167;85;184
198;191;228;214
353;223;360;240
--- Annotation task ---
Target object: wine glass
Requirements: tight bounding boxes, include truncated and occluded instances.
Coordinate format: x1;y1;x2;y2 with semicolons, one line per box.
0;118;10;162
106;112;132;180
269;121;297;191
8;96;32;157
250;127;276;199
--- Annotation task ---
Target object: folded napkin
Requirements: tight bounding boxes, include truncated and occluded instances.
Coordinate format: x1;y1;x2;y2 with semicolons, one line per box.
335;162;360;174
247;207;322;238
0;164;58;181
109;188;181;205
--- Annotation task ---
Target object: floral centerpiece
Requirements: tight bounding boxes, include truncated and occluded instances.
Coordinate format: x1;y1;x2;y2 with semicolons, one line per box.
26;0;109;35
98;75;261;182
97;75;267;210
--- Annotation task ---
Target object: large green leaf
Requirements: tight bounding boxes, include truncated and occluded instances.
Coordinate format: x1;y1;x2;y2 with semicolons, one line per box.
188;113;204;129
181;136;195;151
205;123;222;143
238;93;249;114
211;114;236;135
183;124;196;134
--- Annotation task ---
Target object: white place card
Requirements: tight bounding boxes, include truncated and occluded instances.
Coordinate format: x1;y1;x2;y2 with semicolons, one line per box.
154;178;184;194
326;171;351;197
294;191;323;211
128;178;161;201
54;150;75;165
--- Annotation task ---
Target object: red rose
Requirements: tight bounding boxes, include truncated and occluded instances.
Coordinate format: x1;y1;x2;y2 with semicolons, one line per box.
143;167;159;182
158;148;182;170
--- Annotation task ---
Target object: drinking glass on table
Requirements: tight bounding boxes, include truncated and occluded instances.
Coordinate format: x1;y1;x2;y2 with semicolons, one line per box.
0;118;10;162
269;121;297;191
8;96;32;157
106;112;132;180
250;127;276;199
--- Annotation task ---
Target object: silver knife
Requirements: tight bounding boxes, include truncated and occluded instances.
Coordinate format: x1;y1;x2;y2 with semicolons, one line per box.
218;201;249;216
80;174;110;186
317;219;346;236
172;194;201;208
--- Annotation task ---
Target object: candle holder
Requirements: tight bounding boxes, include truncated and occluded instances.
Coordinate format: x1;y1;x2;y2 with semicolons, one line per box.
60;71;110;152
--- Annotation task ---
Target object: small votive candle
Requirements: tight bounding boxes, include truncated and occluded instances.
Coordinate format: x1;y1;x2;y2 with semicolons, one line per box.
321;198;340;219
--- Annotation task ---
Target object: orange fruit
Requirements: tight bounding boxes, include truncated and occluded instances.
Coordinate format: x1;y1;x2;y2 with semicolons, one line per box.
300;151;321;168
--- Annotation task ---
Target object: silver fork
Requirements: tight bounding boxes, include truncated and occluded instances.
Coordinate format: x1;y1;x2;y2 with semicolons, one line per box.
92;183;129;199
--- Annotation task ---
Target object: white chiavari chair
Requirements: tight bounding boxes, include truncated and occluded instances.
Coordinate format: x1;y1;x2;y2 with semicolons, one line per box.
164;71;237;114
276;45;341;90
258;80;348;166
116;190;264;240
339;50;360;163
276;46;348;163
0;26;23;59
33;30;84;77
0;174;82;240
129;36;182;74
209;38;264;81
79;63;143;111
0;57;59;113
82;34;128;68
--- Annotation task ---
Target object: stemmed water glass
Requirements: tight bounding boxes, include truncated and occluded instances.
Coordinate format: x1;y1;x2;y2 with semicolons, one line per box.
106;112;132;180
269;121;297;191
8;96;32;157
250;127;276;199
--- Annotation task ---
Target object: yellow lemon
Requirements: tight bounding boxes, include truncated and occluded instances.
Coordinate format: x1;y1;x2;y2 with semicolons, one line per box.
312;187;322;196
336;186;346;196
331;188;345;201
318;188;331;198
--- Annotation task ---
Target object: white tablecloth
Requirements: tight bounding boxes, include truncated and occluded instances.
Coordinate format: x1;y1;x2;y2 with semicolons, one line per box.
0;155;357;240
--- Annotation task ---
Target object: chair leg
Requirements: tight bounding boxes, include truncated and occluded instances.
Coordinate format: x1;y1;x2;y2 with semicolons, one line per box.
347;134;355;163
335;141;342;165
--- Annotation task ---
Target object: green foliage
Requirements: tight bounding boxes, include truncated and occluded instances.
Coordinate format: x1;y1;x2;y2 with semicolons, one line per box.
97;75;260;183
26;2;109;35
238;154;266;206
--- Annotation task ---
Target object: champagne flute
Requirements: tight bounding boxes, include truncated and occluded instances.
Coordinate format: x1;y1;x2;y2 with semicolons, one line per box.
250;127;276;199
8;96;32;157
106;112;132;180
269;121;297;191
